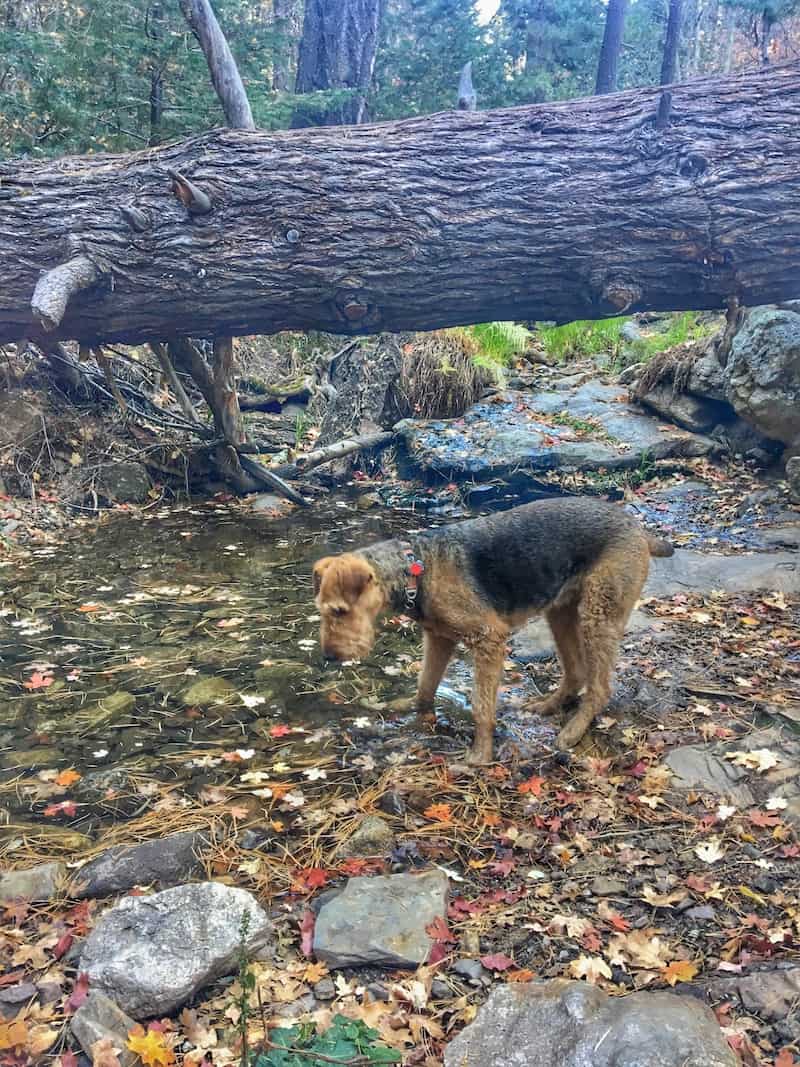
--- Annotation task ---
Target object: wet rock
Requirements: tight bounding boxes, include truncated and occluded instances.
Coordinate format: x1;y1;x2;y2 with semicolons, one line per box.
80;881;274;1018
714;967;800;1021
453;959;485;982
636;384;729;434
74;766;145;818
313;870;449;969
2;746;62;770
69;831;209;898
787;456;800;503
711;418;782;460
95;462;151;505
0;861;64;903
77;691;136;731
686;350;727;402
665;744;755;805
443;980;737;1067
398;385;715;482
0;982;38;1019
617;362;645;386
336;815;396;859
71;991;137;1067
251;493;285;513
724;306;800;446
0;820;91;851
182;675;236;705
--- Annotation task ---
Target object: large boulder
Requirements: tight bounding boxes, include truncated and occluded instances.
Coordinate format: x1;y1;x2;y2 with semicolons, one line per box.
313;870;449;969
95;462;151;504
443;981;737;1067
724;306;800;447
79;882;274;1018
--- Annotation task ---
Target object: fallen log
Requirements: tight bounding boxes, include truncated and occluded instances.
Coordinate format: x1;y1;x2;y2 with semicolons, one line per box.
2;63;800;346
272;429;396;479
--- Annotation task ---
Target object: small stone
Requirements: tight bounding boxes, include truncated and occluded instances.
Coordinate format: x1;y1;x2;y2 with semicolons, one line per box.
95;462;151;504
71;991;138;1067
665;744;755;805
431;979;452;999
443;980;738;1067
734;967;800;1021
0;862;64;903
79;882;274;1018
0;983;38;1019
69;831;210;899
181;675;236;706
313;870;449;969
591;876;627;897
77;691;136;731
312;977;336;1001
336;815;396;859
452;959;485;982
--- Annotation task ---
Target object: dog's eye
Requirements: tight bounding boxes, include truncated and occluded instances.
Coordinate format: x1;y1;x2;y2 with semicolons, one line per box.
331;606;349;617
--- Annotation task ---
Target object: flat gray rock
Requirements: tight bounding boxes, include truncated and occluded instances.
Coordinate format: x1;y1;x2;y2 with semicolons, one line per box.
69;831;209;899
717;967;800;1021
71;992;137;1067
665;744;755;805
0;861;64;903
636;383;728;434
398;384;714;481
79;881;274;1018
313;870;448;969
443;980;737;1067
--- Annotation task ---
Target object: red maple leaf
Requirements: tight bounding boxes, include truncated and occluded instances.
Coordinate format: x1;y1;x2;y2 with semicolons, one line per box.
748;809;781;828
269;724;292;738
489;856;516;877
23;671;54;691
53;932;74;960
65;901;94;935
65;973;90;1013
425;915;456;944
480;953;515;971
295;867;329;892
517;776;545;796
43;800;77;817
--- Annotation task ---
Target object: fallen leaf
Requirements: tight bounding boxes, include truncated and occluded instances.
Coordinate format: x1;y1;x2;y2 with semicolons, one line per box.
569;955;612;983
424;803;452;823
694;838;726;864
126;1027;175;1067
54;768;81;787
480;953;515;971
661;960;698;986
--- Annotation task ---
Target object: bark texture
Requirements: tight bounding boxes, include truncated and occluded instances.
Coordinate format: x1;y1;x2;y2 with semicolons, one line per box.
2;63;800;346
595;0;629;94
292;0;383;126
660;0;685;85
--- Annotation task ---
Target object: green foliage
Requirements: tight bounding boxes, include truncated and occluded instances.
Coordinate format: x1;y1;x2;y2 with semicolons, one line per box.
627;312;716;362
467;321;533;364
537;317;628;362
255;1015;401;1066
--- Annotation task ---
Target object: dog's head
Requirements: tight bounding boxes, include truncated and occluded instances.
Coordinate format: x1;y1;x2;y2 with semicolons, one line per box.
312;553;385;661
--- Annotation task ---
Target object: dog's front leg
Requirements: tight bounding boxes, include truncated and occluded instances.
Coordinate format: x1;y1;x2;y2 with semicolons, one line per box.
467;636;506;765
417;630;457;712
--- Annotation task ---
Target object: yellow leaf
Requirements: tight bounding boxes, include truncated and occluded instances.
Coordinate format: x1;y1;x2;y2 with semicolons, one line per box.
0;1019;29;1051
126;1028;175;1067
661;960;698;986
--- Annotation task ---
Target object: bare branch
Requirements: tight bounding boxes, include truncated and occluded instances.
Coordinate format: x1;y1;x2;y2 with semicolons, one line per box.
179;0;255;130
31;255;99;332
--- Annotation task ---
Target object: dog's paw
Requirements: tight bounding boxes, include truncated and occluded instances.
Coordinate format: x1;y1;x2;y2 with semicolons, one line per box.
556;714;591;750
525;696;563;718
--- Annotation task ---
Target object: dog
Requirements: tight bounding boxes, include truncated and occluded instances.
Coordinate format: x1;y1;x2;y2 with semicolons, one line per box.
313;497;673;763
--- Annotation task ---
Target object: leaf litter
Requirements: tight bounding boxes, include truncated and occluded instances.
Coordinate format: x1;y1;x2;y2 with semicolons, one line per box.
0;488;798;1065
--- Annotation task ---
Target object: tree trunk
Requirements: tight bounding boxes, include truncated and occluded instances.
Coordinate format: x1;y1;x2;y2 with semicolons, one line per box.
271;0;300;92
292;0;383;127
3;63;800;347
594;0;628;95
179;0;255;130
147;2;165;146
660;0;685;84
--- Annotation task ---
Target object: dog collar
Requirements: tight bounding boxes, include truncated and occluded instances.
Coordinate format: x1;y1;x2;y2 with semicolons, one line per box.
400;542;425;606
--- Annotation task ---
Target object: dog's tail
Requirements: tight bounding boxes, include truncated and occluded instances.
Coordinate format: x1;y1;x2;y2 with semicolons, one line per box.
646;533;674;558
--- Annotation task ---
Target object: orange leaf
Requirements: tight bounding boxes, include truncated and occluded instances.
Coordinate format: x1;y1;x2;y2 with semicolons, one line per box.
424;803;452;823
506;968;535;983
517;776;545;796
0;1019;29;1052
78;603;103;613
661;960;698;986
55;769;82;787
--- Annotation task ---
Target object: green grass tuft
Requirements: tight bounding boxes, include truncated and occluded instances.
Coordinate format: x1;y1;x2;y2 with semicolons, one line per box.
537;317;628;362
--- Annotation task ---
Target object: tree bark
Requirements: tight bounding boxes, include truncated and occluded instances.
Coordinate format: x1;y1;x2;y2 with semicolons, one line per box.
595;0;629;95
660;0;686;85
292;0;383;127
179;0;255;130
3;63;800;346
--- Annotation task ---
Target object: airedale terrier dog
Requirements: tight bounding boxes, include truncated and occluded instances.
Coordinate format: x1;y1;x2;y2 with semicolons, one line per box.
313;498;673;763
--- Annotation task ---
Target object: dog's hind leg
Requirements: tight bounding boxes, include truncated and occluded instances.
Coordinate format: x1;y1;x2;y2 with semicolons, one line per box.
556;548;647;750
417;630;457;711
527;600;584;717
466;632;507;765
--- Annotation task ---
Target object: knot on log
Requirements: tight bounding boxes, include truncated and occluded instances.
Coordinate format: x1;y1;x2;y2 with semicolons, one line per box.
677;151;709;179
167;169;213;215
120;205;152;232
601;279;642;313
31;255;101;332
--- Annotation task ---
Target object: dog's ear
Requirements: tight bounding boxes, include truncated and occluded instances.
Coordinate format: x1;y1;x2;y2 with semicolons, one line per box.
312;557;333;596
340;563;375;602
